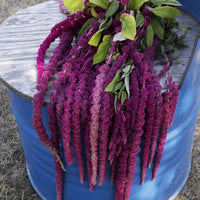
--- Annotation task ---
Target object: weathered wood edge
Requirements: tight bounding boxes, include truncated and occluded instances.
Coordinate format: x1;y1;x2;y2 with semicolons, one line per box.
0;1;200;105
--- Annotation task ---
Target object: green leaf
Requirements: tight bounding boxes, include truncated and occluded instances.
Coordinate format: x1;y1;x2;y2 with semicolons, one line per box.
91;7;98;18
105;69;121;92
174;60;184;64
152;6;180;18
170;27;178;33
89;0;109;9
64;0;84;13
165;44;174;51
113;81;124;93
120;13;136;40
79;18;96;34
121;91;127;105
136;11;145;28
165;32;176;43
171;47;179;59
141;38;146;50
88;31;102;46
105;1;120;18
132;0;149;10
99;18;108;29
146;25;154;47
122;64;134;75
150;17;164;40
127;0;135;10
178;25;191;42
164;18;179;28
118;84;126;99
93;35;112;65
113;32;126;42
161;45;165;55
99;17;113;31
153;0;182;7
112;53;120;60
179;25;191;32
124;75;130;97
114;94;118;111
122;65;131;74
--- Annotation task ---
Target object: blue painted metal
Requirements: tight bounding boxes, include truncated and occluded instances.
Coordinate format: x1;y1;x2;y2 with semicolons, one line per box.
179;0;200;21
8;1;200;200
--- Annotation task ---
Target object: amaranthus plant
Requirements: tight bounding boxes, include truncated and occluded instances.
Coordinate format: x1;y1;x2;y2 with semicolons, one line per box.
33;0;190;199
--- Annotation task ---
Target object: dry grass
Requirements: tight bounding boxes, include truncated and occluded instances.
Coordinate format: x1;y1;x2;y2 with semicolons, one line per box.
0;0;49;24
0;1;199;200
0;82;41;200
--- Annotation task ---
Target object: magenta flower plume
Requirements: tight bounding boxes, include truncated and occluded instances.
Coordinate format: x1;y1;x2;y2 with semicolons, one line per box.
148;84;163;168
111;157;117;184
71;73;88;183
108;112;121;165
141;81;156;185
167;80;179;126
120;0;130;7
115;144;129;200
152;79;179;180
125;89;148;199
125;60;149;199
90;64;109;186
152;89;173;180
61;72;77;165
98;92;113;185
130;68;139;129
61;99;74;165
33;30;74;175
48;92;63;200
85;119;94;191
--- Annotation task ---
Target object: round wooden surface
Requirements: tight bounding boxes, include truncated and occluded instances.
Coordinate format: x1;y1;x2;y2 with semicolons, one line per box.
0;0;200;103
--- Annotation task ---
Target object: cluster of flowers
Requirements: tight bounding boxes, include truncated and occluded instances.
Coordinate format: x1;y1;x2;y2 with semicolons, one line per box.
33;0;183;199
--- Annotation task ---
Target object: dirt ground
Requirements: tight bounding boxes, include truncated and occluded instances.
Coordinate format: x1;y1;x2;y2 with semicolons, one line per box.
0;0;199;199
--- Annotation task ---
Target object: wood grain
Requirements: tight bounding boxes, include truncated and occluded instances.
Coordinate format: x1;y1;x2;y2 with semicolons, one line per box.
0;0;200;103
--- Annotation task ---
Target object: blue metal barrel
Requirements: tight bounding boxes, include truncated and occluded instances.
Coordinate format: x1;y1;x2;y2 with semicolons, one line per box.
8;37;200;200
7;0;200;199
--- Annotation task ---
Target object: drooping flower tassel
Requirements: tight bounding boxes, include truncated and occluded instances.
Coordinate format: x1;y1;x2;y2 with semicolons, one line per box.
37;28;63;80
85;119;94;191
111;157;117;184
61;70;78;165
98;93;113;185
33;30;74;169
114;144;129;200
33;73;64;169
34;30;74;134
108;112;121;165
141;81;156;185
130;68;139;129
90;64;109;185
168;79;179;126
72;72;89;183
82;65;96;191
124;60;149;200
148;84;163;168
152;78;178;180
48;92;63;200
124;88;148;200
